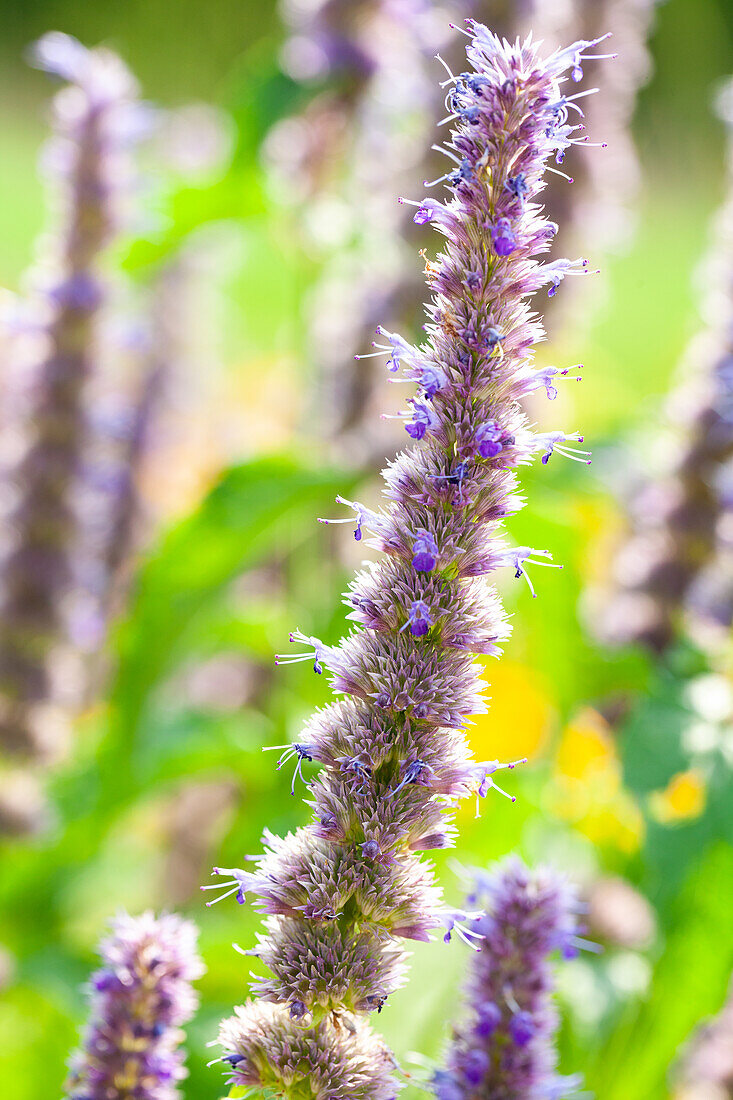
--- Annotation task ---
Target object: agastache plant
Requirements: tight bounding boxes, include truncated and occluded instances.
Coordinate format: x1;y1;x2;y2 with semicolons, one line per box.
602;77;733;654
435;858;587;1100
210;22;605;1097
0;33;146;759
270;0;458;454
65;911;204;1100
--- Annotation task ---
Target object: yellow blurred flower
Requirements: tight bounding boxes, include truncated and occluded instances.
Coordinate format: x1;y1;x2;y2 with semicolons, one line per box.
649;769;706;824
555;709;615;778
549;708;644;853
467;659;553;762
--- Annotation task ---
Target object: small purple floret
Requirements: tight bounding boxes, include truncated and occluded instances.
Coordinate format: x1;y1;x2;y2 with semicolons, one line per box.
65;911;204;1100
491;216;517;256
412;529;438;572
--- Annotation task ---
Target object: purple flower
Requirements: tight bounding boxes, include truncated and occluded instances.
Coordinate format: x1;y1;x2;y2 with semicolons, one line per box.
475;1000;501;1038
65;911;204;1100
510;1009;537;1047
214;24;605;1094
400;599;434;637
505;172;529;206
0;33;145;760
531;430;591;466
603;75;733;652
412;529;439;572
475;421;503;459
405;400;435;441
218;1003;398;1100
491;216;517;256
461;1048;490;1086
438;858;586;1100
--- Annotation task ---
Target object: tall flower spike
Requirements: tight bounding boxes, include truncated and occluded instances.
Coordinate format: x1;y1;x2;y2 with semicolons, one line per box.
0;33;147;759
435;857;586;1100
77;117;233;656
600;76;733;654
65;911;204;1100
213;24;605;1096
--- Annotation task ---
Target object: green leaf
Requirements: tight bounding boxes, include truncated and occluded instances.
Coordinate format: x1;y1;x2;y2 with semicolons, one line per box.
585;843;733;1100
110;454;354;741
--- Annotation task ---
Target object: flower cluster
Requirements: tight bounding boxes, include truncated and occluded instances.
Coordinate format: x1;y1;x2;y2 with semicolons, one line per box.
213;22;605;1096
0;33;147;760
66;911;204;1100
219;1002;398;1100
602;77;733;653
435;857;586;1100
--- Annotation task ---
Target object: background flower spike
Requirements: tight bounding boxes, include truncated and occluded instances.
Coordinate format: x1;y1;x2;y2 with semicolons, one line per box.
435;857;588;1100
65;910;205;1100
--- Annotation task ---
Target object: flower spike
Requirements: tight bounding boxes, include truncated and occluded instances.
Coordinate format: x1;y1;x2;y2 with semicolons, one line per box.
213;22;606;1097
65;911;204;1100
436;858;588;1100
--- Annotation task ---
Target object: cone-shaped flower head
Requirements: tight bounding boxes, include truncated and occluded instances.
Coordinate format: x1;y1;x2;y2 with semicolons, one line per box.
210;21;605;1094
0;32;148;758
65;911;204;1100
218;1002;399;1100
436;857;585;1100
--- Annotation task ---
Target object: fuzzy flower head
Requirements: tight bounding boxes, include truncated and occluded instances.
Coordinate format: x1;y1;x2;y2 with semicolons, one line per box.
218;1001;400;1100
437;857;587;1100
65;911;204;1100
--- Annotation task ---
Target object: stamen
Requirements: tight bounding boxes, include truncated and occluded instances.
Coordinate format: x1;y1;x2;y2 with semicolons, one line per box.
202;884;240;907
547;166;573;182
565;87;600;102
434;53;457;84
423;172;451;188
433;143;461;165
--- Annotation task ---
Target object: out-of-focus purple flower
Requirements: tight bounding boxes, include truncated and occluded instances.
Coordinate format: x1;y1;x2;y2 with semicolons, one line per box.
599;77;733;654
673;971;733;1099
436;858;586;1100
586;875;656;949
0;33;146;759
212;23;605;1096
0;768;52;837
65;911;204;1100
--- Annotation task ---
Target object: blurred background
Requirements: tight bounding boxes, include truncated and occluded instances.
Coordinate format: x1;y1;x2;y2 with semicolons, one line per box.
0;1;733;1098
